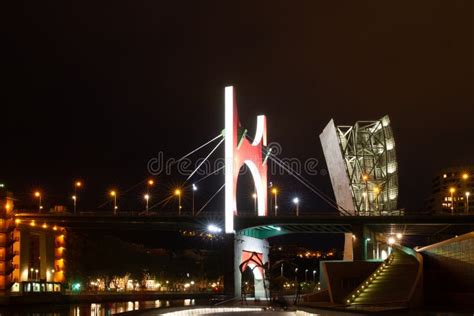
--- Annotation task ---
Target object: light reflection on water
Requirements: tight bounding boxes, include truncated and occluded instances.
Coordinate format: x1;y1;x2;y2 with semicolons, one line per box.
0;299;197;316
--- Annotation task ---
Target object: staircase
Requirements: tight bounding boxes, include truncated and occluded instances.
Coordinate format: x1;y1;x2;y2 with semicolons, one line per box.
346;246;422;308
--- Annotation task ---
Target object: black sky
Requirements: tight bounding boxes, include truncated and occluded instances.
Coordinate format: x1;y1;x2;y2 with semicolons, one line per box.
3;1;473;212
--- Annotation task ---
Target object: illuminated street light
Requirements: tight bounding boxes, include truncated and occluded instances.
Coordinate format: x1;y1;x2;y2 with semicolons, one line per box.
305;269;309;282
74;181;82;214
272;188;278;216
466;192;470;214
449;187;456;214
110;190;118;215
175;189;182;215
34;191;43;212
462;173;469;180
192;184;197;216
252;193;257;215
313;270;317;282
207;224;222;233
144;194;150;213
148;179;154;186
396;233;403;239
387;237;395;245
293;197;300;216
72;195;77;214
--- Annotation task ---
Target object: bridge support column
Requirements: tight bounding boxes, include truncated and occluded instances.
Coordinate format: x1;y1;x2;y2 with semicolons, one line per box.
225;234;269;299
344;224;365;261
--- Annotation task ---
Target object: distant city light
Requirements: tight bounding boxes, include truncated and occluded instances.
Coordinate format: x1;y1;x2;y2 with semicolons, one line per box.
207;224;222;233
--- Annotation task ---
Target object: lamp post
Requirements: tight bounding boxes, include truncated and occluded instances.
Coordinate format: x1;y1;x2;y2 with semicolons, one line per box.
466;192;470;214
294;268;298;282
72;195;77;213
144;194;150;213
252;193;257;215
364;238;371;260
313;270;317;283
280;263;284;277
110;190;117;215
272;188;278;216
362;174;369;214
305;269;308;282
192;184;197;216
30;268;34;281
146;179;154;215
35;269;39;280
293;197;299;216
74;181;82;214
34;191;42;212
175;189;182;215
449;187;456;214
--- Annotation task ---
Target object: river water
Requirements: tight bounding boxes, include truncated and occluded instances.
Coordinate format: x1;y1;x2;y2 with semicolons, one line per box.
0;299;203;316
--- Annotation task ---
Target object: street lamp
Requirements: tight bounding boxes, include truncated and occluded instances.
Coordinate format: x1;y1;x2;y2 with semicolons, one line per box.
144;194;150;213
294;268;298;282
364;238;371;259
387;237;395;245
110;190;117;215
449;187;456;214
192;184;197;216
175;189;182;215
74;181;82;214
272;188;278;216
72;195;77;213
293;197;299;216
462;173;469;180
465;192;470;214
30;268;34;281
313;270;317;283
396;233;403;239
35;269;39;280
305;269;308;282
252;193;257;214
280;263;284;277
34;191;42;212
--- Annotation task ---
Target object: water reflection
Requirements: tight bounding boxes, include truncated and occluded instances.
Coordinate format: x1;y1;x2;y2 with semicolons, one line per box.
0;299;198;316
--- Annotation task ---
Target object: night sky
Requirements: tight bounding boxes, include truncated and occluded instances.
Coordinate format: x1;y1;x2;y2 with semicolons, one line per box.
3;1;473;213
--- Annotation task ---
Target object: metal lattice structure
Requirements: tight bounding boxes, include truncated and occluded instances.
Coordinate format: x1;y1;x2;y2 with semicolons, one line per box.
336;115;398;215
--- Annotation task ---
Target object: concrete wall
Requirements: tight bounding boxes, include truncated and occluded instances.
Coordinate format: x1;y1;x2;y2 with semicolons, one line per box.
418;232;474;304
234;235;269;299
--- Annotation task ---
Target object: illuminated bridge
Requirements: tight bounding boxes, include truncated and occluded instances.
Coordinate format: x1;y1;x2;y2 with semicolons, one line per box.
14;212;474;239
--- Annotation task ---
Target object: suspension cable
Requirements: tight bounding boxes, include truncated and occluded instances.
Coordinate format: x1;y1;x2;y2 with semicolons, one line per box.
185;138;224;183
195;183;225;216
173;134;223;166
